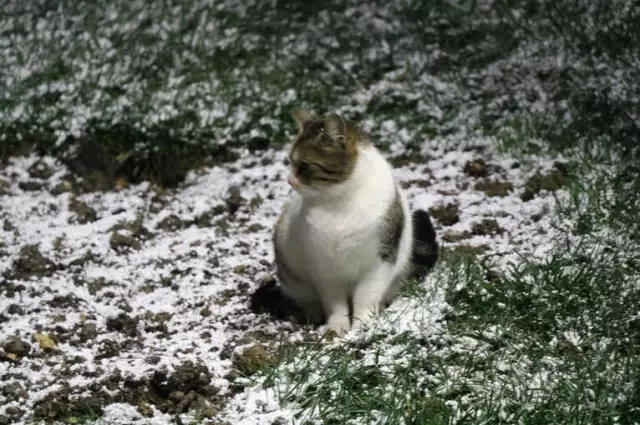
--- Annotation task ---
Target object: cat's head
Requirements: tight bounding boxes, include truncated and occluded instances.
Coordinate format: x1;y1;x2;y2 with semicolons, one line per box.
286;109;361;196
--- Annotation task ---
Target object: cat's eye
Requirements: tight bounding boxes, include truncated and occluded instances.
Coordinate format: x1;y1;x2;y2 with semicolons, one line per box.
297;162;310;174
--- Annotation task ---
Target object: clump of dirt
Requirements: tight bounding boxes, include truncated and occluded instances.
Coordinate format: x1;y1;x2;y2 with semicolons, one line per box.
50;180;74;195
521;169;566;201
86;277;112;295
400;179;432;189
428;203;460;226
109;231;142;251
18;180;44;191
231;343;277;376
193;205;227;228
110;213;153;240
47;293;82;310
152;361;212;397
6;304;24;315
474;180;513;197
389;152;431;168
2;336;31;359
442;230;471;243
10;244;57;278
156;214;190;231
463;159;489;178
106;313;140;338
77;322;98;342
68;197;97;224
225;186;245;215
27;161;54;180
471;219;505;236
0;179;11;195
1;381;28;401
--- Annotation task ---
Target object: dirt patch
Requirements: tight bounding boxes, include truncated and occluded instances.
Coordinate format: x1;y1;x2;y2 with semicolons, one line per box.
50;180;74;195
18;180;45;191
463;159;489;178
474;180;513;197
388;152;431;168
8;244;57;279
110;231;142;251
471;219;505;236
193;205;227;228
68;197;97;224
521;169;566;201
231;343;277;377
225;186;245;215
442;230;472;243
157;214;191;231
2;336;31;359
0;179;11;195
428;203;460;226
106;313;140;338
27;161;54;180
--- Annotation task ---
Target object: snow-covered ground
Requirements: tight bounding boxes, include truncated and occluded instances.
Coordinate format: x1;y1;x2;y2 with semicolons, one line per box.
0;135;571;424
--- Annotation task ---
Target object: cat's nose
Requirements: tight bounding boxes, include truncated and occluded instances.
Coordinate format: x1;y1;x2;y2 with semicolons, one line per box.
287;174;300;187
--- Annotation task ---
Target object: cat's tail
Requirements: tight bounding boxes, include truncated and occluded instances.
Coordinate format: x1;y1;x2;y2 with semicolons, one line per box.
411;209;439;275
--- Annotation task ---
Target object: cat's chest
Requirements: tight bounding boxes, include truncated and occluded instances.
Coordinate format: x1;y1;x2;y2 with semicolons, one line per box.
291;206;375;255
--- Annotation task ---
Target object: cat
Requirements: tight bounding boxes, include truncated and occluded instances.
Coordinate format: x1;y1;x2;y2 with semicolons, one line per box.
273;109;438;334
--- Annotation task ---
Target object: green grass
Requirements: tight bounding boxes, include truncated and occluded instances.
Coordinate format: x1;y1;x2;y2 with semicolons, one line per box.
3;0;637;186
259;159;640;423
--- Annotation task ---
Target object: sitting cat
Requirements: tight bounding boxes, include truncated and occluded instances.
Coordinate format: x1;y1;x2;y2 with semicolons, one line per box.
273;109;438;334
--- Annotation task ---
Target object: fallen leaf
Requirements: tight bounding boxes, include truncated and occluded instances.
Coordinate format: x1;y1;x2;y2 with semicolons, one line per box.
35;333;56;350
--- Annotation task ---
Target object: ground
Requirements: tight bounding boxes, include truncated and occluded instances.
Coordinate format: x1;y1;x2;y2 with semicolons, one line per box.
0;1;639;424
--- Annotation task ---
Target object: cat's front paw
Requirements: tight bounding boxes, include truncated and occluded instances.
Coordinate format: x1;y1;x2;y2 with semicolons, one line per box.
321;315;351;336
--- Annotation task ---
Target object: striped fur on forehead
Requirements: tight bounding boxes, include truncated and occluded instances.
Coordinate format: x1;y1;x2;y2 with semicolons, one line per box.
289;116;366;186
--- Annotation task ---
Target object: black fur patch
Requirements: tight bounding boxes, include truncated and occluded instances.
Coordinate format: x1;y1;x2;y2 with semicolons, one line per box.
379;188;405;263
411;209;439;274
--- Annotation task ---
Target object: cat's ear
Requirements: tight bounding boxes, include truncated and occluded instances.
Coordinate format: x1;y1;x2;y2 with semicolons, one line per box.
324;113;347;144
292;109;313;133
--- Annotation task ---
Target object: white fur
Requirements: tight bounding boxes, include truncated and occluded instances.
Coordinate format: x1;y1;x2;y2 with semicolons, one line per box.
274;144;413;334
